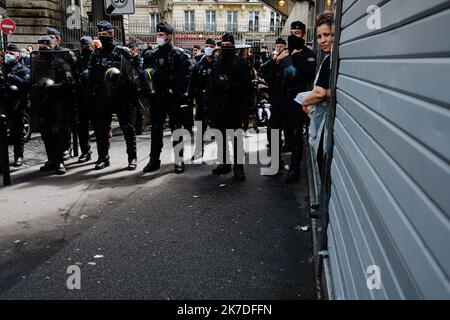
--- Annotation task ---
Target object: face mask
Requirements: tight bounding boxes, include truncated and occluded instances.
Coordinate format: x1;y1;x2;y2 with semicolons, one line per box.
82;48;92;56
205;47;214;57
99;36;114;47
20;52;29;59
221;46;235;61
156;37;166;47
5;54;17;64
204;47;214;56
288;34;305;52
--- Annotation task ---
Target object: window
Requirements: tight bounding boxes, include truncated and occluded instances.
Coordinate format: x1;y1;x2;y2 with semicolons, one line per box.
205;10;216;31
149;13;159;33
270;11;282;32
227;11;238;32
185;10;195;31
249;11;259;32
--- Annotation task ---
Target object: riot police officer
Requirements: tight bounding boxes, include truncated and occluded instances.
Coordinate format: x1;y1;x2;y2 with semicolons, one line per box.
33;36;75;175
73;36;94;163
260;37;287;169
88;21;138;171
276;21;317;183
188;38;216;159
47;27;65;51
47;26;73;161
207;33;253;181
142;22;192;174
3;43;31;167
127;43;143;72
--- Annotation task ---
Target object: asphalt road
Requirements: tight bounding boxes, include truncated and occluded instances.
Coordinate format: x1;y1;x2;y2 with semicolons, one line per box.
0;131;315;300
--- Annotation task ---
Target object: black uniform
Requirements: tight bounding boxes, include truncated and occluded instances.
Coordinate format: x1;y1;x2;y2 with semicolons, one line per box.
142;42;191;172
207;45;253;179
73;48;93;159
188;55;214;155
32;49;75;174
277;43;316;182
181;56;197;135
4;60;31;165
88;42;138;170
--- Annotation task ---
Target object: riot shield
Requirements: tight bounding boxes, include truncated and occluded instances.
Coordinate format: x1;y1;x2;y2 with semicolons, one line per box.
30;49;76;118
31;49;76;88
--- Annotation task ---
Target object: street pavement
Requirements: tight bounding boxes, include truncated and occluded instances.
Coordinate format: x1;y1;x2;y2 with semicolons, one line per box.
0;127;315;299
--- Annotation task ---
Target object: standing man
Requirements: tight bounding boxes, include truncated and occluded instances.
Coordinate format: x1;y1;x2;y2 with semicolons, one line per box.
188;38;216;159
260;37;287;170
73;36;94;163
141;22;192;174
192;45;203;63
4;43;31;167
88;21;138;170
207;33;253;181
127;43;143;72
32;36;74;175
47;27;65;51
277;21;317;183
19;48;31;67
47;27;73;161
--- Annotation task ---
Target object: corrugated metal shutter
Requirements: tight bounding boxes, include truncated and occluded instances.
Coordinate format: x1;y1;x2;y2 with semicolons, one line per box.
328;0;450;299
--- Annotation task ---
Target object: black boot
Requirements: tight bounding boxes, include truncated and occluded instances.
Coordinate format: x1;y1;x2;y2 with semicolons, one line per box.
13;133;25;168
13;157;23;167
128;158;137;171
174;161;185;174
285;127;303;184
62;149;71;161
144;128;163;173
124;125;137;171
40;160;57;172
95;155;110;170
55;162;66;175
78;150;92;163
143;158;161;173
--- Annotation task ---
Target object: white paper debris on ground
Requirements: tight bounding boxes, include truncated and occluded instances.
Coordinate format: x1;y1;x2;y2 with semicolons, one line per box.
88;262;96;266
193;195;199;198
80;215;88;220
93;255;104;259
295;225;311;232
14;240;21;243
219;184;226;187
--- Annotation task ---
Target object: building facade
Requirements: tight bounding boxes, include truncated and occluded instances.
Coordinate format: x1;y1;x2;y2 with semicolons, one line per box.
1;0;317;49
